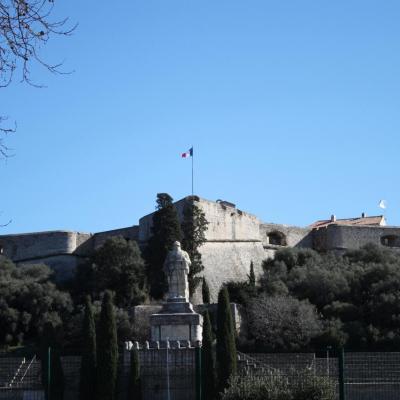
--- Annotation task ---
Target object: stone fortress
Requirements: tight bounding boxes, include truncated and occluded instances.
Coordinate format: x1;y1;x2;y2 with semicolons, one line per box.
1;195;399;302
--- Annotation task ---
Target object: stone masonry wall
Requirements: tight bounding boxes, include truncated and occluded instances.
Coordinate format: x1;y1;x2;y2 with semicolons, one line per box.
92;226;139;249
2;196;400;301
0;231;91;262
139;196;261;242
260;223;313;248
322;224;400;251
198;241;266;303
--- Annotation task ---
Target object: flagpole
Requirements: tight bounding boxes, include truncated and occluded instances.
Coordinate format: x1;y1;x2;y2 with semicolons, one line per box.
191;146;194;197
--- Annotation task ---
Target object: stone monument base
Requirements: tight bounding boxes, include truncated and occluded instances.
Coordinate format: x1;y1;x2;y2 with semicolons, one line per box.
150;297;202;342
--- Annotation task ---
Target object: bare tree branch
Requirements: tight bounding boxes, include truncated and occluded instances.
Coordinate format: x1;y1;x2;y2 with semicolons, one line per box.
0;1;75;226
0;211;12;227
0;0;77;87
0;115;15;158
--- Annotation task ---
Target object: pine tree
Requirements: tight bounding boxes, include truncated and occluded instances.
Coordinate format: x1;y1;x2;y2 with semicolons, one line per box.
127;349;142;400
248;261;256;293
96;291;118;400
144;193;183;299
79;296;96;400
40;321;65;400
91;237;147;308
202;278;211;304
181;197;209;297
202;310;216;400
216;286;237;393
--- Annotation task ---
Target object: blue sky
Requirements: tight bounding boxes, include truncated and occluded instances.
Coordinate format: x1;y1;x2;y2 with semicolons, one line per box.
1;0;399;234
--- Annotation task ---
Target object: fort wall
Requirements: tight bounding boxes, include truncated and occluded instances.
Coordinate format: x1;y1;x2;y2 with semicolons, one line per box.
92;226;139;249
260;223;313;249
0;231;91;262
198;241;266;303
1;196;400;301
139;197;262;242
20;254;82;281
319;224;400;251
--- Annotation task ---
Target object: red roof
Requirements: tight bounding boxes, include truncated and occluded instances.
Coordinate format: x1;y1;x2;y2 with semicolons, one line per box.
310;215;385;229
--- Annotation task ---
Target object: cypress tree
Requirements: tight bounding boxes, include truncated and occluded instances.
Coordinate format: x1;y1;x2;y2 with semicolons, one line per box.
202;278;211;304
127;349;142;400
216;286;237;393
79;296;96;400
202;310;216;400
96;291;118;400
181;198;209;297
248;261;256;293
40;321;65;400
144;193;182;299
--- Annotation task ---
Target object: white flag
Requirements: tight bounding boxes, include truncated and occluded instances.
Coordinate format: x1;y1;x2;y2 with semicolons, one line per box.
378;200;387;209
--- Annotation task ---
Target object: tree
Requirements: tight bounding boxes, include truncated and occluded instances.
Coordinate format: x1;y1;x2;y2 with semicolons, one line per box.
247;295;322;351
258;244;400;351
40;321;64;400
0;256;73;347
216;286;237;393
144;193;182;299
127;349;142;400
225;281;254;306
202;310;216;400
75;236;147;308
248;261;256;290
0;116;14;159
79;296;96;400
202;278;211;304
96;291;118;400
181;197;209;297
0;0;75;159
0;0;75;86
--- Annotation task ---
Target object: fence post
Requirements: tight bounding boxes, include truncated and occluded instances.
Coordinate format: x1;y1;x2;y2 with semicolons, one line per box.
338;347;345;400
195;342;202;400
47;347;51;400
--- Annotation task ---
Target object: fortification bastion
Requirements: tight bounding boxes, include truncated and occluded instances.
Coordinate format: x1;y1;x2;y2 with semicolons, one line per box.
0;196;399;301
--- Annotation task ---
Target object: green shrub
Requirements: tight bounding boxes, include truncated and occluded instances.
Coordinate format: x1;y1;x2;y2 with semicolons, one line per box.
221;370;335;400
292;371;336;400
221;374;291;400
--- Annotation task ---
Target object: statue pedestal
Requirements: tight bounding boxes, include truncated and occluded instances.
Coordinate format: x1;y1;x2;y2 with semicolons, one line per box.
150;297;203;342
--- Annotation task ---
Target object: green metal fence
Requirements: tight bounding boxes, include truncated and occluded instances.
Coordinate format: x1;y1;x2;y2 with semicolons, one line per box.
0;353;44;400
239;349;400;400
2;347;400;400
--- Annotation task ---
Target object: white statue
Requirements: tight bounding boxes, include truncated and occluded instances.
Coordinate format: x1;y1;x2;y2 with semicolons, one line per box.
163;241;191;301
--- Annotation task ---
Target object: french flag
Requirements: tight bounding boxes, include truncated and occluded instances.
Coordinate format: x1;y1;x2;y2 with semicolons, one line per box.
181;147;193;158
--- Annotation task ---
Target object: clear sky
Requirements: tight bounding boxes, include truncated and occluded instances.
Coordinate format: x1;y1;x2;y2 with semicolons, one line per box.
1;0;399;234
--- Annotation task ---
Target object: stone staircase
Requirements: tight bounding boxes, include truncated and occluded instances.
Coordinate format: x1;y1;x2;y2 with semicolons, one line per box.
237;351;278;376
11;355;41;389
0;356;41;389
0;357;25;388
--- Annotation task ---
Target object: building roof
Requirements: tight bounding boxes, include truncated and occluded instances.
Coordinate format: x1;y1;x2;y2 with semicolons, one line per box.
310;215;386;229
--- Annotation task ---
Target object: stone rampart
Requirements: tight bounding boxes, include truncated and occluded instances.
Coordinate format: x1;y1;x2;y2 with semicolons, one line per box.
198;240;266;303
139;196;262;242
91;226;139;249
319;224;400;251
0;230;91;262
2;196;400;301
20;254;82;281
261;223;313;249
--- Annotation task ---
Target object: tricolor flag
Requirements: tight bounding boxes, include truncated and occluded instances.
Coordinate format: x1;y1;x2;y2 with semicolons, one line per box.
181;147;193;158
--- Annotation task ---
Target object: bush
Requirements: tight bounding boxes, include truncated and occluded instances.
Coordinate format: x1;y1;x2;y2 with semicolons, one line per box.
221;371;335;400
291;371;336;400
221;374;291;400
247;295;322;351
